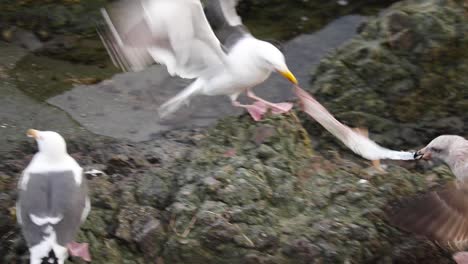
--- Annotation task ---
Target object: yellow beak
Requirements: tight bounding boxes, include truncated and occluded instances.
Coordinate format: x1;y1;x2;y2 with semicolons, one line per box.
278;70;298;84
27;129;39;139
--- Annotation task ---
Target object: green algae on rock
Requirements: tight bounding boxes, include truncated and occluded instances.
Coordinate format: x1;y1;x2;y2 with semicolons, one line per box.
0;113;457;263
238;0;399;40
11;53;117;101
306;0;468;150
1;0;398;42
0;0;110;36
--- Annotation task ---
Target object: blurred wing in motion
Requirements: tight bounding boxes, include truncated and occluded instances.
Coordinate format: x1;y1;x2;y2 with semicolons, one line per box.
98;0;154;72
295;86;415;161
99;0;228;78
387;181;468;250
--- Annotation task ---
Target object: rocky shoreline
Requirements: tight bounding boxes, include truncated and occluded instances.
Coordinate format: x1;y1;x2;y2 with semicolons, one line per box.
0;114;457;263
1;0;467;263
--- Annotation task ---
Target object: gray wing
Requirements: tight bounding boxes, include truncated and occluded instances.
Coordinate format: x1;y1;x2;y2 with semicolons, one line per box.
18;171;88;247
387;181;468;250
204;0;251;50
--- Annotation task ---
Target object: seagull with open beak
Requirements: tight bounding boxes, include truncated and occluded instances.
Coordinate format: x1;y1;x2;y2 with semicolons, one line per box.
17;129;91;264
389;135;468;264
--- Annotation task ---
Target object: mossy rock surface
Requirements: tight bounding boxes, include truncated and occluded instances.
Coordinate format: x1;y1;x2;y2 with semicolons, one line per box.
0;113;456;263
239;0;399;40
306;0;468;150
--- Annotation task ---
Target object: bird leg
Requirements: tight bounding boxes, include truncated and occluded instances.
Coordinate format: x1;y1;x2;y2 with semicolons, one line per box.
231;100;268;121
246;90;293;114
67;242;91;262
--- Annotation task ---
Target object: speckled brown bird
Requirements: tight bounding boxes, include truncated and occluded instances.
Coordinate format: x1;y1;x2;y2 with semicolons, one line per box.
388;135;468;264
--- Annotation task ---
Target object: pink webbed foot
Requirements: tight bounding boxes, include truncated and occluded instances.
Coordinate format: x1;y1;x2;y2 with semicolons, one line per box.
454;252;468;264
245;101;268;121
233;100;293;121
245;90;293;114
268;102;294;114
248;101;293;119
67;242;91;262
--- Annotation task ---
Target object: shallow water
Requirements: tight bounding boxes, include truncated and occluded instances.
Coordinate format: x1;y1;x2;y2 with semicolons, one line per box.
0;1;398;149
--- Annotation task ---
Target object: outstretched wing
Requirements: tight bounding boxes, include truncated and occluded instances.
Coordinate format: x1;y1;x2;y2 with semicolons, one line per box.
99;0;228;79
388;181;468;250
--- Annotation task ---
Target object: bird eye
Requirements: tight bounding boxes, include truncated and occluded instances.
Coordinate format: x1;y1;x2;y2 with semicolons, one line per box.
430;147;442;153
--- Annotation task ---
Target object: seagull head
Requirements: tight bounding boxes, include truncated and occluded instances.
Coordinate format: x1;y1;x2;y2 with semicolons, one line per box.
414;135;464;162
257;41;298;85
27;129;68;159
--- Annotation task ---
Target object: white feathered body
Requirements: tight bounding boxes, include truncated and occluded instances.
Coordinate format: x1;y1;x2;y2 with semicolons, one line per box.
158;37;278;116
201;37;273;97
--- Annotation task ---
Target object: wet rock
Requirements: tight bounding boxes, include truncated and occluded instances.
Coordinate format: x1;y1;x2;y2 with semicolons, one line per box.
106;154;134;174
282;238;321;264
238;0;399;40
34;29;51;42
136;170;173;209
202;176;221;192
12;29;43;51
115;206;165;259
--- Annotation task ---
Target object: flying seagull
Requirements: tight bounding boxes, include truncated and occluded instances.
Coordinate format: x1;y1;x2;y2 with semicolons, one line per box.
98;0;298;121
17;129;91;264
295;86;415;162
388;135;468;264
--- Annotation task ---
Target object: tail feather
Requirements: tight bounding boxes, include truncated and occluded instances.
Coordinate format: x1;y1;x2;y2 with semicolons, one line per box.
158;79;204;118
39;250;58;264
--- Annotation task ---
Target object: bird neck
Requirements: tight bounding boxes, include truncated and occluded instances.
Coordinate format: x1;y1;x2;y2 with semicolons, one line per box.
36;151;70;164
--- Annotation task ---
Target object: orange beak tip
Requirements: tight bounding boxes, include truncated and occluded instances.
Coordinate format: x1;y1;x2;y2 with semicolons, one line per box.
278;70;298;85
27;129;38;139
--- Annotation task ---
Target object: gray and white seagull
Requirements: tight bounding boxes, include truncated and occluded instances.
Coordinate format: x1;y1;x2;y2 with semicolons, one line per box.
98;0;298;121
17;129;91;264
